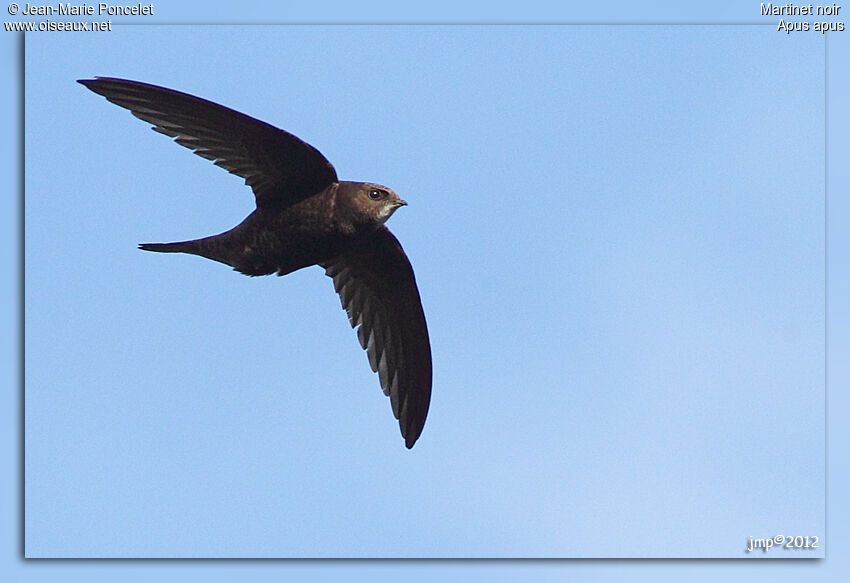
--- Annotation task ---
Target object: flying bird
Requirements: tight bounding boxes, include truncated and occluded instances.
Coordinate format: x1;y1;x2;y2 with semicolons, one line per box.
79;77;432;448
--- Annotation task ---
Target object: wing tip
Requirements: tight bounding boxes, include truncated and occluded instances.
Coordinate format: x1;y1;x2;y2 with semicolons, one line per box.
77;76;114;87
403;423;425;449
77;78;100;91
77;76;125;97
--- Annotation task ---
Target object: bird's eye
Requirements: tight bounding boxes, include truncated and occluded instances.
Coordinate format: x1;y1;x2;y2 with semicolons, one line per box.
368;189;385;200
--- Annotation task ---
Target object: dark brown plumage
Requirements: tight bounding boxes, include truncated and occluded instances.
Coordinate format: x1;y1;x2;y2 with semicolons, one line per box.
79;77;432;448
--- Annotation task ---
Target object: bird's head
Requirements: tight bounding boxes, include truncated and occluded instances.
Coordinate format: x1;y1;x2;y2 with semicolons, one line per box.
338;181;407;229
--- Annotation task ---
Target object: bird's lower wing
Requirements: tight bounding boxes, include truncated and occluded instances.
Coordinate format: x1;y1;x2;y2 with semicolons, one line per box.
322;227;432;448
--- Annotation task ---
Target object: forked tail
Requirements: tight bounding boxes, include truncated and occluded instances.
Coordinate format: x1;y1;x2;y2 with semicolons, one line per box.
138;237;227;264
138;235;275;276
138;241;197;254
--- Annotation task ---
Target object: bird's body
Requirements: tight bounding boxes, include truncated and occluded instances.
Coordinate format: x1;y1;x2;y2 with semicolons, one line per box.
80;77;432;448
142;181;397;277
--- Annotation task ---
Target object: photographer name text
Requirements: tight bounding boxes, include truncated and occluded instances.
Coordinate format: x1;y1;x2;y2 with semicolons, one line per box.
18;2;153;16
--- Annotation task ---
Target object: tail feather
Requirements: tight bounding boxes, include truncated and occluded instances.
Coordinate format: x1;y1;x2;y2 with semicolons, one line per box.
138;241;197;253
139;232;278;275
138;236;273;276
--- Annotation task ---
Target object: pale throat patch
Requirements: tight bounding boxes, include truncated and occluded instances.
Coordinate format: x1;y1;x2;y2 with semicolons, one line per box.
378;204;400;223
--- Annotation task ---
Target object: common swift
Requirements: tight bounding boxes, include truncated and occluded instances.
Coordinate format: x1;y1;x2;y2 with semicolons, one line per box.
79;77;432;448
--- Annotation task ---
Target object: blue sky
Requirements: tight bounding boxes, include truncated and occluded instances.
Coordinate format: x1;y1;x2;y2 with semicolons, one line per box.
5;0;850;581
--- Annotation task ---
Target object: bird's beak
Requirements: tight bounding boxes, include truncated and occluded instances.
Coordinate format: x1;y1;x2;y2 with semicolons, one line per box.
395;199;408;207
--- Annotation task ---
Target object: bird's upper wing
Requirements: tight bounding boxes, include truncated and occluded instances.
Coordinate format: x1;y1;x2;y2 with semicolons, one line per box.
78;77;338;208
322;226;432;448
